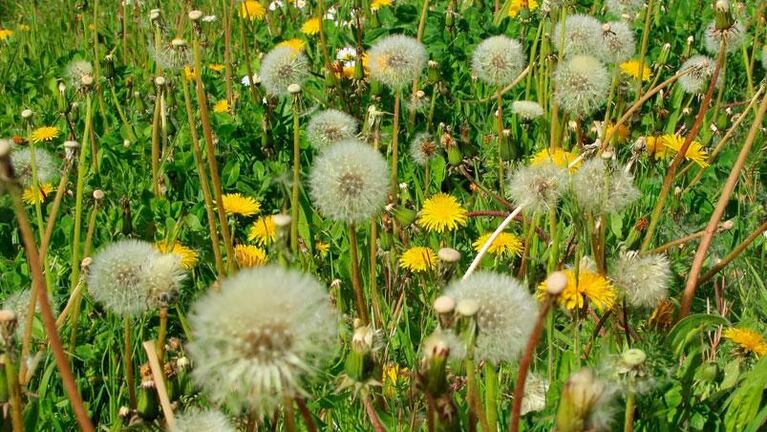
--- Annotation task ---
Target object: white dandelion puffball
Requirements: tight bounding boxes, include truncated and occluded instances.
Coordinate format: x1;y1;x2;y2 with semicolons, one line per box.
678;55;722;94
259;45;310;97
512;100;544;120
409;132;438;166
422;329;466;362
508;162;567;215
605;0;645;19
703;20;747;55
10;147;60;187
598;21;636;64
609;251;671;308
88;240;185;316
309;139;389;223
471;35;526;86
570;158;639;214
65;60;94;90
444;272;537;364
552;14;603;58
553;55;610;118
306;109;359;148
557;368;618;432
186;266;338;415
172;410;235;432
2;289;36;339
367;34;427;89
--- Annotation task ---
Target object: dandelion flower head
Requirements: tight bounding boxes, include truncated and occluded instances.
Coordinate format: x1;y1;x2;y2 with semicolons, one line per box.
248;215;277;245
10;147;59;188
507;162;567;214
570;158;639;214
399;246;438;272
306;109;358;148
553;54;610;118
471;35;526;86
259;45;310;97
552;14;603;58
722;327;767;357
609;251;670;308
619;59;651;81
235;244;269;268
367;34;427;89
538;268;617;311
417;193;468;233
409;132;438;166
472;232;523;257
221;193;261;216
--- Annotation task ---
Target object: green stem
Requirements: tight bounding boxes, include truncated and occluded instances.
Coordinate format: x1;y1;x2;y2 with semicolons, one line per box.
70;96;93;294
484;363;498;430
124;315;136;409
349;223;369;324
291;95;301;253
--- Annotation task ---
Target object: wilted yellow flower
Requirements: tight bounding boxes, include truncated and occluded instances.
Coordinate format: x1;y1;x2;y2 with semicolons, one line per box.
221;193;260;216
277;38;306;52
315;241;330;257
0;29;13;40
247;215;276;245
620;59;651;81
472;232;523;257
399;246;438;272
723;328;767;357
508;0;538;17
240;0;266;20
647;135;709;168
30;126;60;143
208;64;226;72
213;100;229;114
301;17;321;35
417;193;468;233
530;148;581;172
155;240;199;269
22;183;54;205
371;0;393;11
235;244;268;267
538;269;616;311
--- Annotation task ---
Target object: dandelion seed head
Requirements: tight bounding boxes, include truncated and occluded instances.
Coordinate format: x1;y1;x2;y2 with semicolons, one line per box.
704;20;746;55
10;147;59;188
678;55;722;94
553;54;610;118
597;21;636;64
309;139;388;223
259;46;310;97
570;158;639;214
552;14;603;58
65;60;94;90
172;409;235;432
144;252;186;308
2;289;35;339
306;109;358;148
88;240;158;316
471;35;526;86
409;132;437;165
507;162;567;214
186;266;338;415
444;272;537;364
605;0;644;19
367;35;427;89
422;329;466;361
511;100;544;120
609;251;670;308
556;368;617;432
152;39;193;70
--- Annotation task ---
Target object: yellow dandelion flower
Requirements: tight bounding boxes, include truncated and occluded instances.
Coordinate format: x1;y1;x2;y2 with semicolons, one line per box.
155;240;199;269
538;269;617;311
208;63;226;73
0;29;13;40
399;246;438;272
301;17;321;35
240;0;266;20
417;193;468;233
472;232;523;257
371;0;393;11
235;244;268;268
30;126;60;143
221;193;260;216
17;24;30;32
605;122;630;143
723;328;767;357
508;0;538;18
315;241;330;257
530;148;581;172
22;183;54;205
277;38;306;52
620;59;651;82
382;362;408;398
213;99;230;114
184;66;196;81
342;64;356;79
247;215;277;245
658;134;709;168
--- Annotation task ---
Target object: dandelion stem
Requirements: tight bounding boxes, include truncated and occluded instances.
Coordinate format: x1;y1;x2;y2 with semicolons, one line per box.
223;0;235;108
2;350;24;432
464;205;524;279
640;42;727;252
291;92;301;253
151;83;163;196
192;36;237;273
123;315;136;409
635;0;655;100
363;394;386;432
681;89;767;317
483;363;498;430
157;307;168;361
624;382;636;432
510;296;553;432
698;220;767;286
284;395;298;432
142;340;176;429
295;397;319;432
70;95;94;296
4;176;95;432
407;0;431;127
181;73;225;277
349;223;370;324
390;91;401;202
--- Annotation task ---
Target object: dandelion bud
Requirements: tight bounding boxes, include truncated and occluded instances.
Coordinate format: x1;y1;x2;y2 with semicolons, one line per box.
434;295;456;328
57;81;66;95
20;109;33;120
64;140;80;160
102;54;115;80
446;143;462;166
455;298;479;317
392;206;417;227
718;219;735;231
713;0;734;31
287;83;302;94
188;10;203;21
80;74;94;89
545;271;568;295
418;329;465;397
438;247;461;264
621;348;646;368
345;324;379;382
154;76;166;88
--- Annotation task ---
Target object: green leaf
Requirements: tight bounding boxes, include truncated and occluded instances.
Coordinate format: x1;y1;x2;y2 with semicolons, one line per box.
725;356;767;431
666;313;729;356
